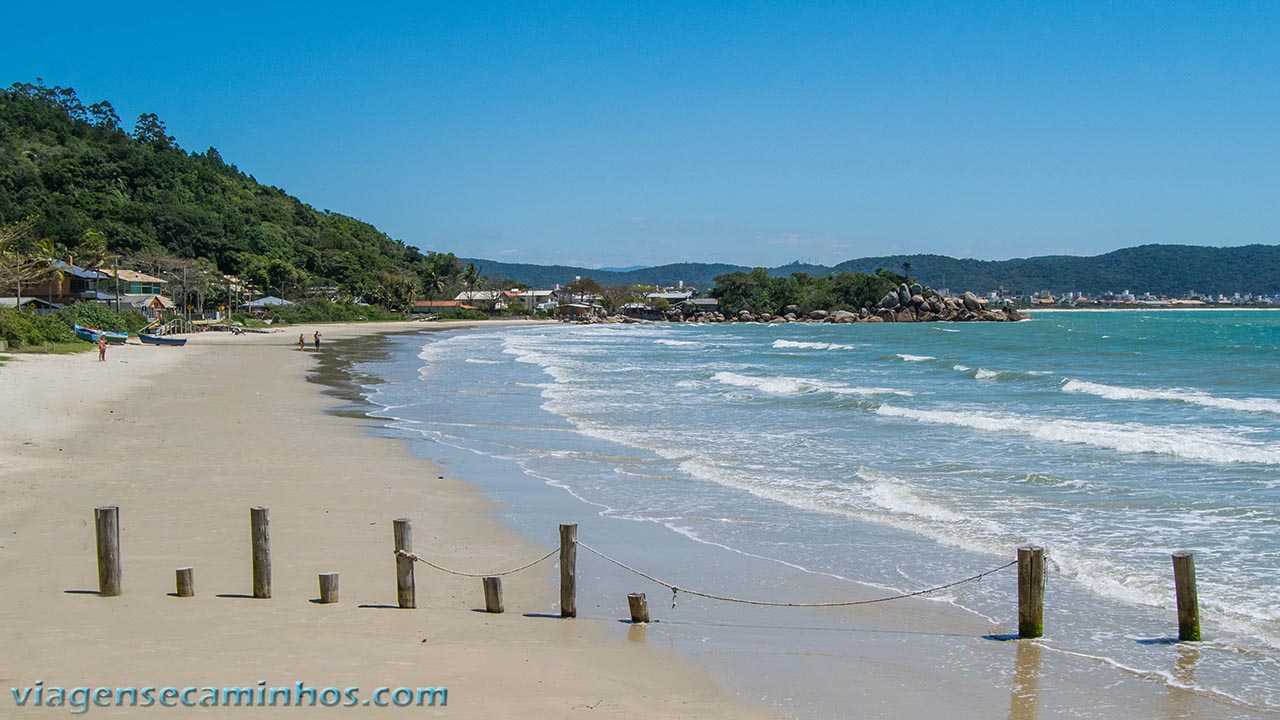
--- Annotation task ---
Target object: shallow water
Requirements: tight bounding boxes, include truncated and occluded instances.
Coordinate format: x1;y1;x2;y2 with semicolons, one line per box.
349;311;1280;716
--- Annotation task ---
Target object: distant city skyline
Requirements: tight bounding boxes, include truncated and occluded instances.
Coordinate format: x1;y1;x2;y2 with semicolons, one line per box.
3;2;1277;268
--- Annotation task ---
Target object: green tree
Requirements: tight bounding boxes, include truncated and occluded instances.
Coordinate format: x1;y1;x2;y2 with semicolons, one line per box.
0;217;55;307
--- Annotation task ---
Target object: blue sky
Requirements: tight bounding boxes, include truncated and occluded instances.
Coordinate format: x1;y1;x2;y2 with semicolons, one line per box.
3;2;1277;267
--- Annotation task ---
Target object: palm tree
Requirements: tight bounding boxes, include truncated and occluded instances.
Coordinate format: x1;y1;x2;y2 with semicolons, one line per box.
422;267;448;301
462;263;481;299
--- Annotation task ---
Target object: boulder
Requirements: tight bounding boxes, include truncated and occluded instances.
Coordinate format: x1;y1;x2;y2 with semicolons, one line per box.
880;292;900;310
769;316;787;323
910;283;923;297
919;311;940;322
876;308;896;322
785;313;797;322
962;291;982;312
831;310;857;322
910;294;926;307
784;305;800;316
897;284;912;306
895;307;917;323
864;314;884;323
760;313;772;321
810;310;829;320
859;307;870;318
739;310;754;321
1006;308;1024;321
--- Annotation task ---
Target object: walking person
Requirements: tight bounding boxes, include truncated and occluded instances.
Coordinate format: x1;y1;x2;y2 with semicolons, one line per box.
97;333;108;362
298;333;305;351
313;331;321;352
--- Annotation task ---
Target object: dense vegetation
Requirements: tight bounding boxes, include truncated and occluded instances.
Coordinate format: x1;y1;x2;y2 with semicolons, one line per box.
710;268;907;316
470;245;1280;298
0;80;470;308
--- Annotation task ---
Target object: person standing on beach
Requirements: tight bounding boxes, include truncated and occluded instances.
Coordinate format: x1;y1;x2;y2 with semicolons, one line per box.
298;333;305;351
97;333;107;362
313;331;321;352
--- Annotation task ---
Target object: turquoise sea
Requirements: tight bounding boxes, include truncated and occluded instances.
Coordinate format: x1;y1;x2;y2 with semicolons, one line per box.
345;310;1280;716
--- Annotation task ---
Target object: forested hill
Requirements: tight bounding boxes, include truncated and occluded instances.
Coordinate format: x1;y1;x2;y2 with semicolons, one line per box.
468;244;1280;296
0;81;460;307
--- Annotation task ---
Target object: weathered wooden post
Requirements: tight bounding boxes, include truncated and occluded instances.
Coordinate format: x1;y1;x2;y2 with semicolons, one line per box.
1172;552;1201;642
175;567;194;597
628;592;650;623
560;523;577;618
250;506;271;599
483;576;504;613
393;518;415;609
318;572;339;604
94;506;122;597
1018;545;1044;639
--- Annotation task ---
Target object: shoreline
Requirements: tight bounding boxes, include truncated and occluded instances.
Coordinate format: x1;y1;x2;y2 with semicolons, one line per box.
0;320;775;719
317;324;1263;719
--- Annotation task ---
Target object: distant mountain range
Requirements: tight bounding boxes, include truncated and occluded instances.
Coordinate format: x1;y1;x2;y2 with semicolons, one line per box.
464;244;1280;296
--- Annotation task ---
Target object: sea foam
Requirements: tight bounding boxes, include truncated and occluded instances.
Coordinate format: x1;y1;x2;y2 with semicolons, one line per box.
712;371;911;397
772;339;856;351
875;404;1280;465
1062;379;1280;415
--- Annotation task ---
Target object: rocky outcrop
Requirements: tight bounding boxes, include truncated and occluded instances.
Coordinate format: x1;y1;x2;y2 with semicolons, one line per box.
636;286;1027;325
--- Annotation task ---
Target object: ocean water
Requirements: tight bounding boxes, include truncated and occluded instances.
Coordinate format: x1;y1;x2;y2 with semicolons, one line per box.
349;311;1280;716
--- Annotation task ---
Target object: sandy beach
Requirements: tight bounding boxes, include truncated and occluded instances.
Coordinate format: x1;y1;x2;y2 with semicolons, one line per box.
0;321;775;718
0;320;1258;719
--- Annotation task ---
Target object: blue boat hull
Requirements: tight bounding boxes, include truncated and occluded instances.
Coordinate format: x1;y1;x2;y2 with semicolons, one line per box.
74;324;128;344
138;333;186;346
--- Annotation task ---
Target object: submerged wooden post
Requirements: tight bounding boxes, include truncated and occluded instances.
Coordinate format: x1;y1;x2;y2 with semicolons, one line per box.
1172;552;1201;642
483;576;504;613
393;518;415;609
250;507;271;599
1018;545;1044;639
318;572;339;604
94;506;121;597
628;592;650;623
175;567;194;597
560;523;577;618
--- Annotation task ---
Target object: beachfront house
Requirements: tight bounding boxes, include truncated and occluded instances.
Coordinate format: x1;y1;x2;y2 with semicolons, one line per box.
645;290;693;305
15;260;111;306
507;289;555;312
557;302;605;320
97;268;167;295
0;297;62;315
240;296;294;315
121;293;178;319
453;290;506;311
678;297;719;315
411;300;477;316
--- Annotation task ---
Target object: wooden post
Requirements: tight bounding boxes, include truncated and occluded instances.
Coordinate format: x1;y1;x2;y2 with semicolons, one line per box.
560;523;577;618
393;518;415;609
1018;545;1044;639
628;592;650;623
318;572;339;604
250;507;271;599
175;567;194;597
483;576;504;613
94;506;121;597
1172;552;1201;642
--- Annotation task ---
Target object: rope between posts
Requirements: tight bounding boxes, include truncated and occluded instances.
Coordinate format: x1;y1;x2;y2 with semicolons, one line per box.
395;548;559;578
576;541;1016;608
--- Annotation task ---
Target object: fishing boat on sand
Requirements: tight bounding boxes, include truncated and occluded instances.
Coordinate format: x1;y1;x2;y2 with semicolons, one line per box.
137;332;187;346
73;324;129;345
